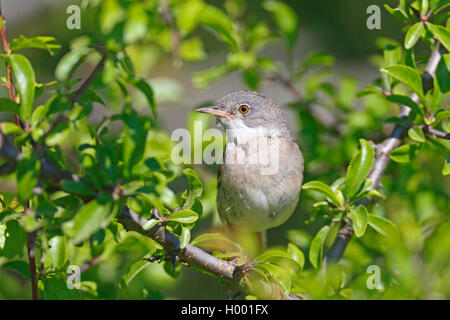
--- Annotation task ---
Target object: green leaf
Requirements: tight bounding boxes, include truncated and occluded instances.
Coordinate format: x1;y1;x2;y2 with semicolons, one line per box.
349;206;368;237
243;68;260;90
55;47;91;83
193;63;232;88
62;180;94;196
0;98;20;114
62;195;116;244
381;65;424;101
309;225;330;269
99;0;126;34
168;210;198;224
182;168;203;209
356;87;383;98
180;226;191;249
443;156;450;175
368;214;399;237
302;181;343;207
10;36;60;55
179;37;207;61
199;5;238;50
287;243;305;269
0;220;26;258
17;152;40;203
119;260;151;289
6;54;36;120
1;122;24;135
390;143;421;163
384;4;410;23
386;94;424;116
404;22;424;49
408;126;426;143
345;139;375;200
427;23;450;52
2;260;30;279
48;236;67;269
436;54;450;93
258;262;291;294
255;249;290;263
128;78;156;118
122;105;149;178
435;110;450;121
304;52;335;68
142;218;160;231
190;233;242;254
263;1;299;49
123;3;149;44
176;0;205;35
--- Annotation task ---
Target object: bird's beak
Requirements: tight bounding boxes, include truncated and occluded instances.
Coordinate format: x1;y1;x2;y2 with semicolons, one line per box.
196;106;234;118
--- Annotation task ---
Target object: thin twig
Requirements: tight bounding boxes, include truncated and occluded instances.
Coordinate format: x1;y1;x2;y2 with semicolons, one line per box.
70;52;106;104
24;206;38;300
0;4;20;127
422;125;450;140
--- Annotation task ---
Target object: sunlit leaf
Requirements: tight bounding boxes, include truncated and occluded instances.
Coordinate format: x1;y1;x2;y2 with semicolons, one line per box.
345;139;375;200
381;65;424;101
6;54;36;120
303;181;343;207
62;195;117;244
390;143;421;163
408;126;426;143
349;206;368;237
180;226;191;249
287;243;305;269
368;214;399;237
182;168;203;209
427;23;450;52
404;22;424;49
48;236;67;269
263;1;299;49
309;225;330;269
168;210;198;224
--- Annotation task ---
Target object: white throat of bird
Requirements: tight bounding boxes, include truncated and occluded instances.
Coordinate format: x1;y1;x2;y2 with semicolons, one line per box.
220;118;281;175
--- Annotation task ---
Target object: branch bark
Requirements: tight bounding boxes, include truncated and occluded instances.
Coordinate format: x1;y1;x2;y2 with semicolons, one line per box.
0;4;20;128
325;42;444;262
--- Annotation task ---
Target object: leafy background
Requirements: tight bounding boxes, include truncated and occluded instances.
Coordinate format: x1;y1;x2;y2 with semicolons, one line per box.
0;0;448;299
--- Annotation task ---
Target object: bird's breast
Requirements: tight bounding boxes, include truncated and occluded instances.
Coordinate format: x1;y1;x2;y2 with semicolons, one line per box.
217;135;304;231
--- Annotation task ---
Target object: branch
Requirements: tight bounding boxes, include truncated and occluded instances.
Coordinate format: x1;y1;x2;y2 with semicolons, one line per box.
119;208;236;279
0;4;37;299
422;125;450;140
119;208;298;299
325;42;444;262
0;5;20;127
25;225;38;300
0;133;298;300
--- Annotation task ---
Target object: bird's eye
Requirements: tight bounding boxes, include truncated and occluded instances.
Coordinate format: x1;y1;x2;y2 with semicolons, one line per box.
238;104;250;114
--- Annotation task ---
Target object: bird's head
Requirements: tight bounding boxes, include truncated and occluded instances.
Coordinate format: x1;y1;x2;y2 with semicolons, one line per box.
196;90;289;135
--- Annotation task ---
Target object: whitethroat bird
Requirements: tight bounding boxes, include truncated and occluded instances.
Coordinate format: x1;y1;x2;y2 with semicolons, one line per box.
197;90;304;249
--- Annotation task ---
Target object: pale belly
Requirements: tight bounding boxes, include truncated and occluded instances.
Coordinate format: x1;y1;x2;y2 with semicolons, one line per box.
217;137;304;231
